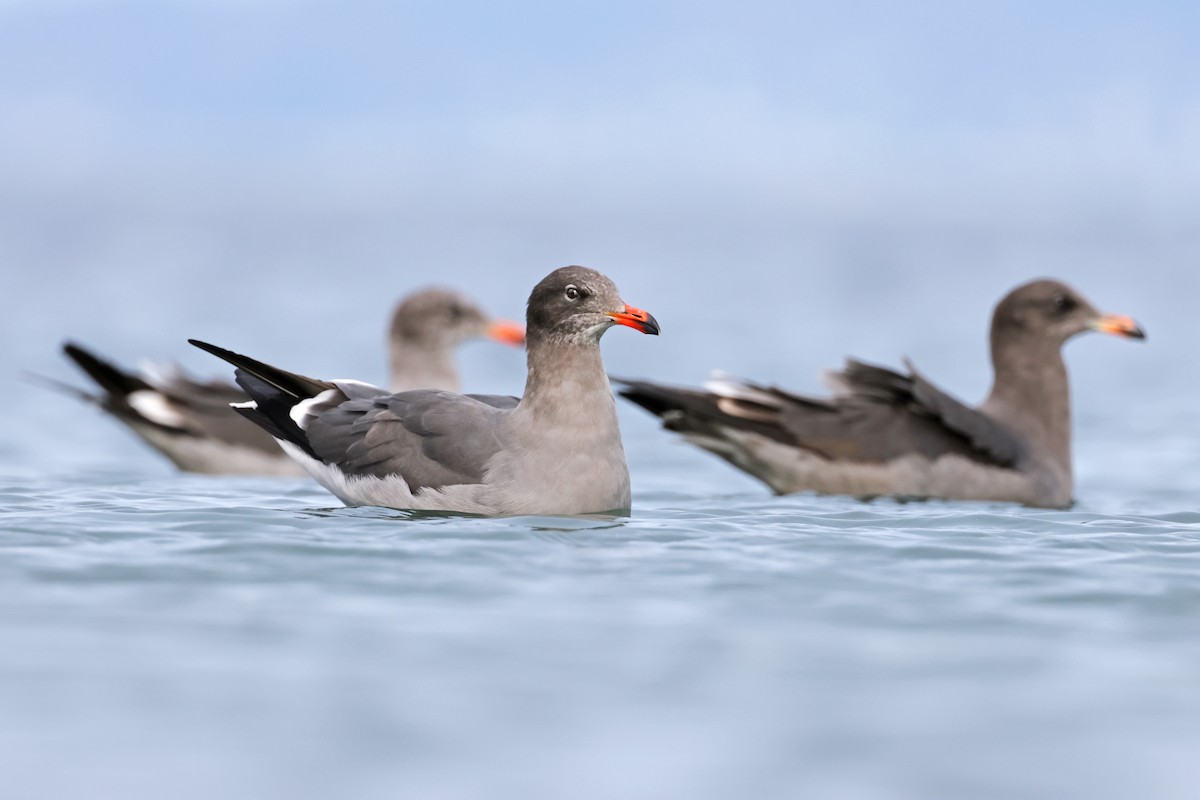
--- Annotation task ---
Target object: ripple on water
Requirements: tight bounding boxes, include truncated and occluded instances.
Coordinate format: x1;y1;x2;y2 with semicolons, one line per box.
3;468;1200;800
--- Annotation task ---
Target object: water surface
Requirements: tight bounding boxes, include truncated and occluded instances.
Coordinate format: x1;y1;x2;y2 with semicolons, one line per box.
4;413;1200;800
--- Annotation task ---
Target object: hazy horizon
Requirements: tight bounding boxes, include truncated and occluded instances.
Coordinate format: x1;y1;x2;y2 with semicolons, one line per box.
3;1;1194;445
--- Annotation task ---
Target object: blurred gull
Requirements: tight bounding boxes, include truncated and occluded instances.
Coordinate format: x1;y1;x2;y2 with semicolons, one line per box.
617;279;1144;509
55;288;525;476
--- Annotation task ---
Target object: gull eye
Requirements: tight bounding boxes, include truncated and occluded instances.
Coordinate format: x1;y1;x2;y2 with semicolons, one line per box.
564;285;580;301
1053;293;1077;313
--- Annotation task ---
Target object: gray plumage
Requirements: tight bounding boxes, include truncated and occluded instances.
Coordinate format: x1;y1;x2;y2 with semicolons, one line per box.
53;342;297;475
387;288;525;393
55;288;524;476
305;390;517;491
191;266;660;516
617;279;1144;509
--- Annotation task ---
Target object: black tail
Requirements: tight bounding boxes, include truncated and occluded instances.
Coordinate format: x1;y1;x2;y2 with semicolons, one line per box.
188;340;330;400
612;376;697;419
614;376;793;443
57;342;190;433
188;340;331;459
614;376;746;430
836;358;915;404
62;342;151;398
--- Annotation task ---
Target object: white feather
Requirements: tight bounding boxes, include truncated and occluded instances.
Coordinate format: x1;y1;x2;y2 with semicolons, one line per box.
127;390;186;429
289;388;342;430
702;371;781;408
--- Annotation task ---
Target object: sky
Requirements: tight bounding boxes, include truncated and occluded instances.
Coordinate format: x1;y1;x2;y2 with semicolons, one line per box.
2;0;1197;406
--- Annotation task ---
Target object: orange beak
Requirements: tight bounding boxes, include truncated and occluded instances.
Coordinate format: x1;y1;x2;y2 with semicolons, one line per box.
486;320;526;346
606;304;660;335
1090;314;1146;340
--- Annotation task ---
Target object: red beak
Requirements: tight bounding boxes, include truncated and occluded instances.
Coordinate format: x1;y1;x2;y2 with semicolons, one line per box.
486;320;526;346
605;304;660;335
1090;314;1146;340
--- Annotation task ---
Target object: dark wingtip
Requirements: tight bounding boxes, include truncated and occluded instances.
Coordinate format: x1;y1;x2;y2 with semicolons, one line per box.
612;377;687;416
188;339;331;401
61;340;147;397
188;339;232;360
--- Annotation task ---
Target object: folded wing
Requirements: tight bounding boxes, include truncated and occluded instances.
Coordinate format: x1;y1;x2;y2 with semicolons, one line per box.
305;389;516;492
618;359;1022;469
188;339;518;494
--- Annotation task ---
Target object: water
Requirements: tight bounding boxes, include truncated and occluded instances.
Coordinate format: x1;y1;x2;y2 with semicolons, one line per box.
5;246;1200;799
4;392;1200;799
4;242;1198;799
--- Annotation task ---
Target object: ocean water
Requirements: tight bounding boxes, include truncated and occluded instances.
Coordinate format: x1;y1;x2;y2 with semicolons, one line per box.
5;354;1200;799
2;240;1198;800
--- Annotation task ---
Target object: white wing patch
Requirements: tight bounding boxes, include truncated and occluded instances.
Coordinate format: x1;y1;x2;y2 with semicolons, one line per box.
289;388;343;430
703;372;781;407
127;390;187;429
702;372;783;423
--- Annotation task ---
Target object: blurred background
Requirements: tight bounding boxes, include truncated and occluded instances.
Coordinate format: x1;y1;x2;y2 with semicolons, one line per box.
4;0;1197;477
4;4;1200;799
